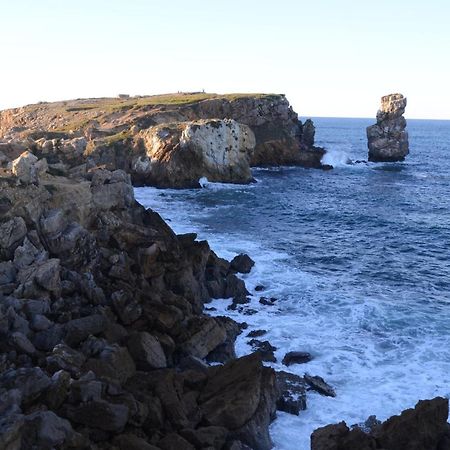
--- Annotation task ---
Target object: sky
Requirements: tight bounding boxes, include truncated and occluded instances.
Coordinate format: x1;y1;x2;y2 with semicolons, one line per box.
1;0;449;119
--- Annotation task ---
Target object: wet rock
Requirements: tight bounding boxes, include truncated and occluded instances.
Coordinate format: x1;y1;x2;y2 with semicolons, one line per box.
127;331;167;370
230;253;255;274
367;93;409;162
276;371;307;415
65;399;129;432
247;329;267;338
311;421;375;450
282;351;312;366
248;339;277;362
254;285;265;291
259;296;277;306
304;374;336;397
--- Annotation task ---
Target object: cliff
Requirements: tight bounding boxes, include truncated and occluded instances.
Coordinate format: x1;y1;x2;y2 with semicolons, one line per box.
0;93;325;187
0;151;278;449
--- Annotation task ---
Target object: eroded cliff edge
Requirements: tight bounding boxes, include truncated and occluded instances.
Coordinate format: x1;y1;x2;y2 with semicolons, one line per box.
0;93;325;188
0;152;278;449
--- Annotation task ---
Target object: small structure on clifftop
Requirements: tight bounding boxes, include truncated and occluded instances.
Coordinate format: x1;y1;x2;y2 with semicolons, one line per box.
366;93;409;162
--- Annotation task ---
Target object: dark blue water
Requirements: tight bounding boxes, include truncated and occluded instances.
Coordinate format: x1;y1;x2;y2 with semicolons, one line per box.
135;118;450;449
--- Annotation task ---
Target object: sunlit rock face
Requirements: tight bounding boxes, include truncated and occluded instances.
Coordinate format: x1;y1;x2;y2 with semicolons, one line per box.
134;119;256;188
367;93;409;162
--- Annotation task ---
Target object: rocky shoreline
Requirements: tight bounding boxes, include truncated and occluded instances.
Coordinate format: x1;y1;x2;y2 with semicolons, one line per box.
0;93;326;188
0;94;446;449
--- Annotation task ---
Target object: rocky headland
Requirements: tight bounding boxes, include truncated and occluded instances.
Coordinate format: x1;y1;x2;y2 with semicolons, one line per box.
367;93;409;162
0;93;326;188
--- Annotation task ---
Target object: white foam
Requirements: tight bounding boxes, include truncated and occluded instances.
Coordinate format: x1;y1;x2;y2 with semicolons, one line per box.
321;149;352;167
135;186;450;450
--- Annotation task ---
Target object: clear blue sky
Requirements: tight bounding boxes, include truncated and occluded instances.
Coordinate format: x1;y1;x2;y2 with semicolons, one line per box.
1;0;449;119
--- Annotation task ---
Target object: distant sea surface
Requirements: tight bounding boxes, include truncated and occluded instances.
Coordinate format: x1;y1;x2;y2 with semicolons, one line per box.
135;118;450;449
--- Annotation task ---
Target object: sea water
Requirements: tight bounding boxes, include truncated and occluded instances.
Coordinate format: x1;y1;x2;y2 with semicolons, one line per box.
135;118;450;449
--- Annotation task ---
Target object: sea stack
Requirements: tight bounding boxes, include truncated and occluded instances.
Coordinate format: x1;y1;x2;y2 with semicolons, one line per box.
366;93;409;162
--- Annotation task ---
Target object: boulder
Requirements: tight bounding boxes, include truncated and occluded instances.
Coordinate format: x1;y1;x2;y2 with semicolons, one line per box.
0;217;27;260
127;331;167;370
11;151;39;184
230;253;255;274
304;374;336;397
367;93;409;162
282;351;312;366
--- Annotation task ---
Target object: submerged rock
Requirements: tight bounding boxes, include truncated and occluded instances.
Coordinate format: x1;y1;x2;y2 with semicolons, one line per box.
367;93;409;162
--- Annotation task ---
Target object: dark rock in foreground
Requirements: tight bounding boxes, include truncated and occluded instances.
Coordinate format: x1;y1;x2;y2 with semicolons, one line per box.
367;93;409;162
0;152;278;449
311;397;450;450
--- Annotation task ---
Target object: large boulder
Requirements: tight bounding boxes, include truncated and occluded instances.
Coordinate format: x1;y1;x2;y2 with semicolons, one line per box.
134;119;256;187
367;93;409;162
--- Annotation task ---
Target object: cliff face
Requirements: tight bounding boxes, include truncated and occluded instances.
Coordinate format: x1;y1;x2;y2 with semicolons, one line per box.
0;93;325;187
0;151;278;449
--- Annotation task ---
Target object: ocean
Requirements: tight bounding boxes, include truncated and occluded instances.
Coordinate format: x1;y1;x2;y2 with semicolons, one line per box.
135;117;450;449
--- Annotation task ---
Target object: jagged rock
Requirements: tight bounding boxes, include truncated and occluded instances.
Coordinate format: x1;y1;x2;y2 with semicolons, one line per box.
22;410;83;449
9;331;36;355
311;397;449;450
0;217;27;259
46;343;86;376
301;119;316;147
248;339;277;362
199;353;277;450
65;399;129;432
11;151;38;184
84;344;136;384
282;351;312;366
367;93;409;162
304;374;336;397
0;367;51;404
276;371;307;415
180;316;227;359
65;314;107;346
375;397;449;450
127;331;167;370
135;119;256;187
230;253;255;274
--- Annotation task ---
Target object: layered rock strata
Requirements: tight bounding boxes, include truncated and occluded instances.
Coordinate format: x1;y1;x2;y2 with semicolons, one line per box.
367;93;409;162
0;151;278;449
0;93;326;187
